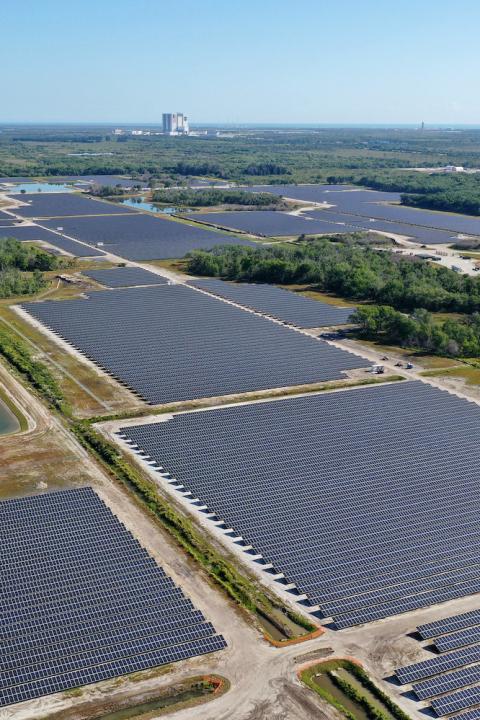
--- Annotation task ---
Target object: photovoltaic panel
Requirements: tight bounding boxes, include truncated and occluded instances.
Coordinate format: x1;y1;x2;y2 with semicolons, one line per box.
118;381;480;629
413;663;480;699
8;193;136;218
0;487;225;708
419;610;480;640
0;225;77;244
83;267;168;288
431;685;480;716
436;627;480;653
41;214;256;260
347;203;480;237
396;645;480;684
309;211;464;245
241;184;359;201
188;278;354;328
184;210;361;237
23;284;364;404
445;708;480;720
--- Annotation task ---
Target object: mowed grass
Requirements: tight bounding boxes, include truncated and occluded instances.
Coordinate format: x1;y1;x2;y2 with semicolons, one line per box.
414;354;460;369
421;366;480;385
277;284;359;308
0;303;144;418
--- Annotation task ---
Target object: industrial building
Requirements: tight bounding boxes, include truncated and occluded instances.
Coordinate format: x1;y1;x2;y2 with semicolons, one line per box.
162;113;189;135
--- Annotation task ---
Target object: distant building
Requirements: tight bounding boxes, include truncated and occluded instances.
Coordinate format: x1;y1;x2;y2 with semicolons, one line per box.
162;113;189;135
112;128;124;135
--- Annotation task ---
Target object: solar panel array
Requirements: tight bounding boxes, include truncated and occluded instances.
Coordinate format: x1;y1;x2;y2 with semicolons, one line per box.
83;267;168;288
241;184;370;202
432;686;480;716
117;381;480;630
0;487;225;708
436;627;480;653
0;210;17;225
0;224;105;256
397;645;480;684
8;193;136;218
41;214;255;260
188;278;354;327
185;210;361;237
307;210;463;245
0;224;64;243
345;202;480;237
419;610;480;640
395;610;480;715
242;184;480;242
22;284;363;404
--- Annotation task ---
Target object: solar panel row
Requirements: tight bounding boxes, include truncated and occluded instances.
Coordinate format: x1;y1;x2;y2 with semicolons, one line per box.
413;663;480;700
396;645;480;684
83;267;168;288
436;626;480;653
432;685;480;716
0;488;225;708
419;609;480;639
188;278;354;328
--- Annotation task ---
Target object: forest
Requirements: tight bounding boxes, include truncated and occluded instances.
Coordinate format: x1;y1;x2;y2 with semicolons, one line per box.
186;241;480;313
3;125;480;186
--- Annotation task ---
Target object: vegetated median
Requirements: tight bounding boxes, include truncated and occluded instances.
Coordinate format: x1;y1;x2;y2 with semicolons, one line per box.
151;188;286;208
299;659;411;720
49;675;229;720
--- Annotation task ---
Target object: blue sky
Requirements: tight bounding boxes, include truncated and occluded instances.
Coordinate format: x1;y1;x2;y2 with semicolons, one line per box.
2;0;480;124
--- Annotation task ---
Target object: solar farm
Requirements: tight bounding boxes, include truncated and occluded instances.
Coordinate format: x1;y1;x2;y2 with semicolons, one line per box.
185;209;361;237
188;278;354;327
117;381;480;629
396;610;480;716
22;284;364;404
0;487;225;708
5;175;480;718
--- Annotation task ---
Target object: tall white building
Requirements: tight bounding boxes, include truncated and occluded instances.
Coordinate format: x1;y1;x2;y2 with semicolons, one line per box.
162;113;189;135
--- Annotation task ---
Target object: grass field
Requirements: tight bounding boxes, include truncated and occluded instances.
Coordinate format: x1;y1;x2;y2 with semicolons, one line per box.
421;366;480;385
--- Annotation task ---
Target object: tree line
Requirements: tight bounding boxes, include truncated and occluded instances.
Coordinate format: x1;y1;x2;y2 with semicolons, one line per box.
151;188;282;207
352;305;480;358
186;241;480;313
